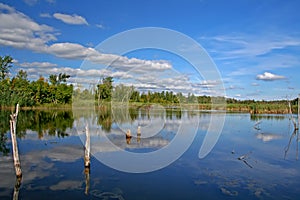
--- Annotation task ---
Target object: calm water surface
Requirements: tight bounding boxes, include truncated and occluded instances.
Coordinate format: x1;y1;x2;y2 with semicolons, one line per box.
0;108;300;199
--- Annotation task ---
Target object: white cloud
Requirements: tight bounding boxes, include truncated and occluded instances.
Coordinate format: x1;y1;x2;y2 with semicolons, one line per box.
0;3;56;51
201;33;300;98
251;82;260;86
24;66;78;77
96;24;105;29
17;61;58;68
197;80;221;88
226;85;244;90
46;42;172;73
256;72;286;81
0;4;172;75
202;34;300;59
48;42;97;59
53;13;88;25
40;13;52;18
0;3;223;96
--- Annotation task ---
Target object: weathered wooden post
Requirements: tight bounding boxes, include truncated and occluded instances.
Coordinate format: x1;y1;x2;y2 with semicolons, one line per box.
126;129;132;144
10;104;22;178
84;124;90;168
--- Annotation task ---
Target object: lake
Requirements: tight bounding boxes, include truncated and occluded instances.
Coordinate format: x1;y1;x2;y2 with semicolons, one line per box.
1;107;300;199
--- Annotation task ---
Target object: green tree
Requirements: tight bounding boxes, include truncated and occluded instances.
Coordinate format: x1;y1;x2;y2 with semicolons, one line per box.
11;70;34;106
96;77;113;102
130;89;140;102
49;74;59;86
31;76;51;104
49;73;71;86
48;73;72;104
0;55;13;80
0;78;11;107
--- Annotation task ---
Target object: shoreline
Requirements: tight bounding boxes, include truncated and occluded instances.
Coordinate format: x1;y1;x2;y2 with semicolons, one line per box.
1;102;297;115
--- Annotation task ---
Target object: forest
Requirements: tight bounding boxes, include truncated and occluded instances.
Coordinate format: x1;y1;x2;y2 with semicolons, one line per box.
0;55;298;113
0;56;73;107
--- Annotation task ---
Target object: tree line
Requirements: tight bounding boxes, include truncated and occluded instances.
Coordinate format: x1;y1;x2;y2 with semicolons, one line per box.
0;55;73;107
1;55;298;109
73;76;217;105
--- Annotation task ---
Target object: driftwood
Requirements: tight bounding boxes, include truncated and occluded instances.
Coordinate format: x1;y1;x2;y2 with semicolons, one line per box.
10;104;22;178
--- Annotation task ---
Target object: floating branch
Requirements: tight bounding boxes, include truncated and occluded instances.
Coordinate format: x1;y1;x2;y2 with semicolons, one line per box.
237;151;253;168
10;104;22;178
237;151;252;160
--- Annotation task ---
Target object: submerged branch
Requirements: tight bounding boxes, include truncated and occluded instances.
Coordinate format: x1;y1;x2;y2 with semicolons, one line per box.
237;151;253;169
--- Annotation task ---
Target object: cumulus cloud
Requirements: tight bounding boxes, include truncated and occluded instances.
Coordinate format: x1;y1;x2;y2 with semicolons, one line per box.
1;3;222;96
53;13;88;25
17;61;58;68
256;72;286;81
47;42;172;72
197;80;221;88
0;3;56;51
48;42;97;59
40;13;52;18
0;4;172;74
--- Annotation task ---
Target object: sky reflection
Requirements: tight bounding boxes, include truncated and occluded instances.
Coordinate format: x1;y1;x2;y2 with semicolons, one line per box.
1;111;300;199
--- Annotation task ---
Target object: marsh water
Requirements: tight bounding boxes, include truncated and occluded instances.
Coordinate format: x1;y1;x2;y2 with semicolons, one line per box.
1;107;300;199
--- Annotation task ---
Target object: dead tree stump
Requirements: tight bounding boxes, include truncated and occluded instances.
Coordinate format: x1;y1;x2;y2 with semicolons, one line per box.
10;104;22;178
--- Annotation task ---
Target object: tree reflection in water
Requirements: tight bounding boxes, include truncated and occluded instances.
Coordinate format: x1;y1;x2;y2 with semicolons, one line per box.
0;109;74;155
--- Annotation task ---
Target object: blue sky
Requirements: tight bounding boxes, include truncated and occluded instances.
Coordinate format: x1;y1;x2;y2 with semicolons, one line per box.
0;0;300;100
